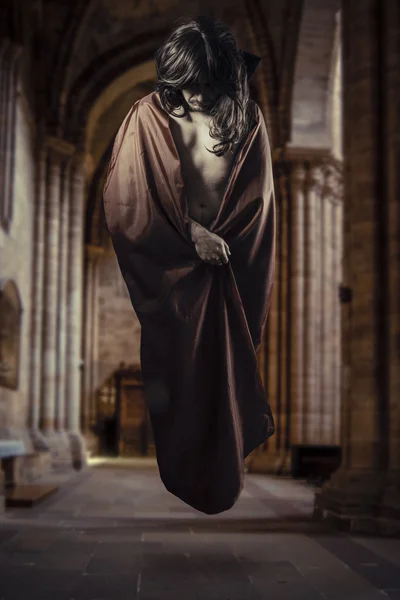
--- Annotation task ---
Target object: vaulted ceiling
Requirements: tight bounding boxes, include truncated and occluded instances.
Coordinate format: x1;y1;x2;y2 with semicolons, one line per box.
2;0;341;244
4;0;339;146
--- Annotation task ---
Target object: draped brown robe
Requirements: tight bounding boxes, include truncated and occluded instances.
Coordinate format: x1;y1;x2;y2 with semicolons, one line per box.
103;91;276;514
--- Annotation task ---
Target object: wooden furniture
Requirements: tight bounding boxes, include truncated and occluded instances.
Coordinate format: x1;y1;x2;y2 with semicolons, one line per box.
115;366;156;457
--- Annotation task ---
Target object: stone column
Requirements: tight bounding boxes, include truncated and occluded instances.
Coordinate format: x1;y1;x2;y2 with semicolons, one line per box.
303;165;323;442
66;153;87;469
90;251;102;427
331;188;343;445
54;158;74;463
278;167;290;465
29;146;49;450
321;167;337;444
320;181;331;444
314;169;323;441
249;152;343;474
40;137;74;464
83;246;94;434
289;162;306;445
377;0;400;530
314;0;399;533
82;243;104;456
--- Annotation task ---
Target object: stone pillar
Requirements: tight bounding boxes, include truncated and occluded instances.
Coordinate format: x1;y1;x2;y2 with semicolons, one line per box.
314;0;400;533
29;146;49;450
66;153;87;469
249;152;343;474
83;246;94;434
314;169;323;441
40;137;74;465
320;167;342;444
54;158;74;462
320;175;330;443
375;0;400;531
304;165;323;442
90;252;102;428
278;167;290;466
82;243;104;456
332;198;343;445
289;163;306;445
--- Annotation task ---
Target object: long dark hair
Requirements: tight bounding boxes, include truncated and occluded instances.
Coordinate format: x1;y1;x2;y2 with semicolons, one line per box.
154;16;257;157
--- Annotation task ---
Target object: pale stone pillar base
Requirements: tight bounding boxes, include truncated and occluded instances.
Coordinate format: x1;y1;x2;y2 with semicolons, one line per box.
29;428;50;452
42;431;73;469
82;430;99;458
313;468;387;534
68;431;88;470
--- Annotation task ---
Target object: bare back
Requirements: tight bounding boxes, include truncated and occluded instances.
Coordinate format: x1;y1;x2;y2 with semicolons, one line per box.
169;110;240;227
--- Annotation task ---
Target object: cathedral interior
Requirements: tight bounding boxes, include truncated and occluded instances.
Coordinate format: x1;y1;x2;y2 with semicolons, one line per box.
0;0;400;598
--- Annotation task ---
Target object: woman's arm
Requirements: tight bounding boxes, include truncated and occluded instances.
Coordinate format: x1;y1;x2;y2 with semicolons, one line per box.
187;217;231;265
188;217;207;243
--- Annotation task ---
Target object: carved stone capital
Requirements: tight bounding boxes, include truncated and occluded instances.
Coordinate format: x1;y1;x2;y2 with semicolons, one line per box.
283;145;331;166
290;163;307;191
322;163;344;203
307;164;325;194
69;150;90;181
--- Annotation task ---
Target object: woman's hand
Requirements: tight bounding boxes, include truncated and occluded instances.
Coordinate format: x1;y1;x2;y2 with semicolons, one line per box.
189;220;231;266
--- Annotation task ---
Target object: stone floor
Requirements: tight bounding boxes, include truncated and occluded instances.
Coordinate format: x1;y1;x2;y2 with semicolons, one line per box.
1;457;400;600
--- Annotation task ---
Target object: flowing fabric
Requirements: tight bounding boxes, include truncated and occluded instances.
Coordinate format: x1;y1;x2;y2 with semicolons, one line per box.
103;91;276;514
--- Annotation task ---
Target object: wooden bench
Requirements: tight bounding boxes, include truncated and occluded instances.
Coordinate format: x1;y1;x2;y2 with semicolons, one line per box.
0;440;58;508
0;440;26;487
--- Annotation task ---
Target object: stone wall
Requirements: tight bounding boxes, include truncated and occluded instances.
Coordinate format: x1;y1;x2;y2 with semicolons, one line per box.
97;249;141;389
0;75;35;446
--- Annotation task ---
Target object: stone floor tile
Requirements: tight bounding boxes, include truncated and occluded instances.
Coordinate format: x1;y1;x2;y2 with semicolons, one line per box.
245;560;326;599
2;530;59;552
0;529;17;545
85;541;144;574
312;534;400;592
68;572;138;600
1;460;399;600
351;536;400;569
0;567;81;597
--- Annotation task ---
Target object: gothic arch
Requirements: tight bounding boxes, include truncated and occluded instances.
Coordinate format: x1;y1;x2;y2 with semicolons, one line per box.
61;31;168;145
49;0;254;140
84;64;156;246
290;0;340;149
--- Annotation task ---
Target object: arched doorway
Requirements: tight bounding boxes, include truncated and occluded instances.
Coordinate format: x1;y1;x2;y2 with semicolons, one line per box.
95;364;155;457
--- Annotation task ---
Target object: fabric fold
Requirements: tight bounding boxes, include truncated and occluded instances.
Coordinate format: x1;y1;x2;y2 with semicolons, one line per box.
103;91;276;514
